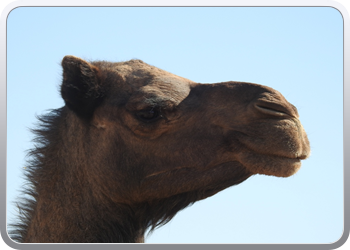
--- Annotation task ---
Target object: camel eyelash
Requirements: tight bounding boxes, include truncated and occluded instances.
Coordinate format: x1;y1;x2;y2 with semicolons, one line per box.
136;107;163;123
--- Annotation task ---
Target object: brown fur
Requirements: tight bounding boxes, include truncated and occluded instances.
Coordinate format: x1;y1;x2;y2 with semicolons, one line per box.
9;56;310;243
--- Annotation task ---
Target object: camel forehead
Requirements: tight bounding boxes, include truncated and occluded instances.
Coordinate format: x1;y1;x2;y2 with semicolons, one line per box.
112;59;193;87
102;59;193;106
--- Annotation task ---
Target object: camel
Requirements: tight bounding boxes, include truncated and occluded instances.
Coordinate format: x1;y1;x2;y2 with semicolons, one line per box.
9;55;310;243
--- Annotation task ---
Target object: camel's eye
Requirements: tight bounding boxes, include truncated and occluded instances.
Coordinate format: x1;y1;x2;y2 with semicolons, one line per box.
136;108;162;123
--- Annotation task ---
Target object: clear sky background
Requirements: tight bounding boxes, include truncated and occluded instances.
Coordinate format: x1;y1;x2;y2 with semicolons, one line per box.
6;6;343;244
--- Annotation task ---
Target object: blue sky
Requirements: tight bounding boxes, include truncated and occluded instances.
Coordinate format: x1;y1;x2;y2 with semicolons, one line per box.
6;7;343;243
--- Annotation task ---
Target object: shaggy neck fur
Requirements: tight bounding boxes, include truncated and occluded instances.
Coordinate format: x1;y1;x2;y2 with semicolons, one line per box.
9;108;136;242
9;107;251;243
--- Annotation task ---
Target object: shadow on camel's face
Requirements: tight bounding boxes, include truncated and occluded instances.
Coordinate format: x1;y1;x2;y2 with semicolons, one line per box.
61;55;310;204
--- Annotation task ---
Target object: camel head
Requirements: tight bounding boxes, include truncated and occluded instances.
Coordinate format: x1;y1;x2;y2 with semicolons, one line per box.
61;55;310;206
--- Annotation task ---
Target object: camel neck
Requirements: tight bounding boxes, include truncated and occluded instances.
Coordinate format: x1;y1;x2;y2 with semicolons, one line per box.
10;109;146;243
22;194;146;243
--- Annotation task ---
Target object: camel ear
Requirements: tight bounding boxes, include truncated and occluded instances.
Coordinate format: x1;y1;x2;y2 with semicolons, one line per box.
61;55;105;118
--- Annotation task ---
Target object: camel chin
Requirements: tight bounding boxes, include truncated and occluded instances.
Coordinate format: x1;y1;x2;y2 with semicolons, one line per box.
239;152;303;178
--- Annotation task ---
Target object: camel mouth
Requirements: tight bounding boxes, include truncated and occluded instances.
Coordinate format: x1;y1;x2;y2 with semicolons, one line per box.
296;153;309;160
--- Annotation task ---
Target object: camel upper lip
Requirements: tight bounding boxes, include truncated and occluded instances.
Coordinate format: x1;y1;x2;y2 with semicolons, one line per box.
235;132;309;161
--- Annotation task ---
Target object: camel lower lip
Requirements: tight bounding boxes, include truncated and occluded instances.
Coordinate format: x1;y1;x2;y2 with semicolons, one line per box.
271;155;301;164
237;152;303;177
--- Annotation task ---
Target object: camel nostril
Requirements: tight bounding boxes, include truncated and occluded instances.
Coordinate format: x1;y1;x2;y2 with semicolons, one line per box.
254;101;295;118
